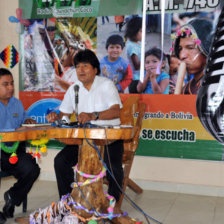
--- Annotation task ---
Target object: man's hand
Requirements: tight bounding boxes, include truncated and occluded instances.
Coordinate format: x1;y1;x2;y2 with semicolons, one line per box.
77;112;94;124
47;112;59;123
24;118;37;124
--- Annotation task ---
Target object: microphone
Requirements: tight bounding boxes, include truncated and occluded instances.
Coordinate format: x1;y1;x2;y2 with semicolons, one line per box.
74;85;79;119
74;85;79;104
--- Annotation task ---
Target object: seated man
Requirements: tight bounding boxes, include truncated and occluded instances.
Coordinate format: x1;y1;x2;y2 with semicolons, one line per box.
47;49;124;202
0;68;40;223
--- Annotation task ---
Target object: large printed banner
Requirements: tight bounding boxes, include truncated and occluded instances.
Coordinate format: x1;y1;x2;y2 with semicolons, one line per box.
19;0;142;18
20;0;101;18
18;0;224;161
19;0;222;19
132;95;224;161
19;92;224;161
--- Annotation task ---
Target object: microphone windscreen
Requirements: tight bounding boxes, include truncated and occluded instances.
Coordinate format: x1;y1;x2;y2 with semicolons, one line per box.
74;85;79;93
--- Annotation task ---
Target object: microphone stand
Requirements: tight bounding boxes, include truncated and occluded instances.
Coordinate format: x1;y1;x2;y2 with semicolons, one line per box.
74;85;79;121
75;103;78;121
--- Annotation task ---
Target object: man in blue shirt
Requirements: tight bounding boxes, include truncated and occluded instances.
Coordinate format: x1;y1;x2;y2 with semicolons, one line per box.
0;68;40;223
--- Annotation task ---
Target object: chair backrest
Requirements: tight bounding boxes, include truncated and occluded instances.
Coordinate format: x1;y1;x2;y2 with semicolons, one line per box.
124;102;146;152
120;95;146;156
120;95;140;126
120;95;146;152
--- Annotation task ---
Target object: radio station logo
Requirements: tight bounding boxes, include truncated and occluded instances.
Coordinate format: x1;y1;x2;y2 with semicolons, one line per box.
36;0;92;8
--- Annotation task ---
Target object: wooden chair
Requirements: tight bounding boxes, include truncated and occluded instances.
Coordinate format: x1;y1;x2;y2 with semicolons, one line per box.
117;95;146;209
0;171;27;213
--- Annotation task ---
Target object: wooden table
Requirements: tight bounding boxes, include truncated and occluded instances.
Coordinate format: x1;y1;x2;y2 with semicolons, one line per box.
0;125;136;223
0;126;133;143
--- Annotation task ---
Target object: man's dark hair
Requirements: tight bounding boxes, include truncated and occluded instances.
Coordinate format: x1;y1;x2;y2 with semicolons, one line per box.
73;49;100;75
106;34;125;49
125;16;142;40
0;68;12;77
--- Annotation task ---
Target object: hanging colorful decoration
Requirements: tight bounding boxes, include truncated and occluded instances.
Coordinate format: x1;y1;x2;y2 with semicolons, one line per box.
0;45;19;69
9;8;30;26
71;165;106;187
9;152;18;164
29;163;130;223
0;140;19;164
29;193;127;224
29;138;49;162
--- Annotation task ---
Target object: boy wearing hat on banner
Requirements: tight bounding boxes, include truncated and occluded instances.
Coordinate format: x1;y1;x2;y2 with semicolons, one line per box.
171;18;213;94
100;34;133;93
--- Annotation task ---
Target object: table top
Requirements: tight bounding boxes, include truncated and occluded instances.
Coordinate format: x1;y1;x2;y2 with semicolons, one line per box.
0;125;134;142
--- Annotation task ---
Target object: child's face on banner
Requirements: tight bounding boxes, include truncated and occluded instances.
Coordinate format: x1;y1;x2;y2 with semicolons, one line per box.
145;55;161;74
107;44;122;61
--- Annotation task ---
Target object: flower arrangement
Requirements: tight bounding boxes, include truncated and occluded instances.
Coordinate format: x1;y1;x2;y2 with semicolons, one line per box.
0;135;49;164
29;138;49;161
